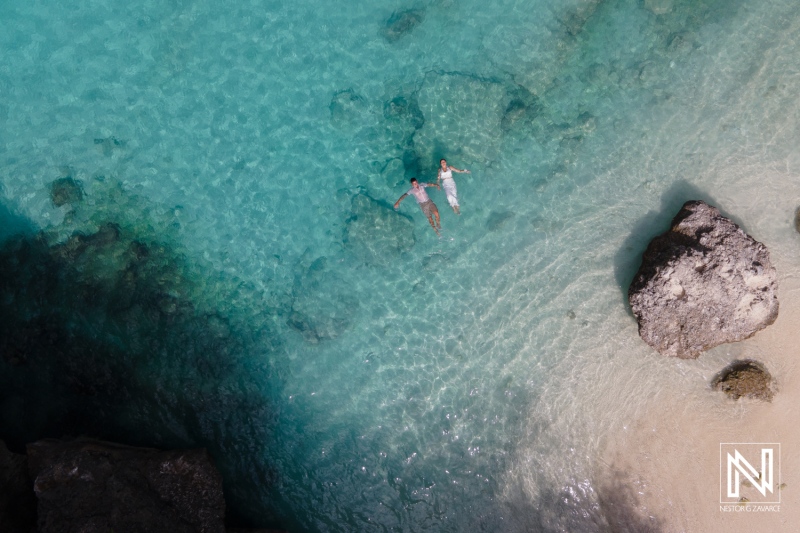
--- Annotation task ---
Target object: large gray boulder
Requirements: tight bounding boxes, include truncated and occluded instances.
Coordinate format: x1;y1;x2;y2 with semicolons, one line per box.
27;438;226;533
629;201;779;358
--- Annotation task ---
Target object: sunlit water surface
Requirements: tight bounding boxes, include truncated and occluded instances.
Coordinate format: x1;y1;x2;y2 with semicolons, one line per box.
2;0;800;530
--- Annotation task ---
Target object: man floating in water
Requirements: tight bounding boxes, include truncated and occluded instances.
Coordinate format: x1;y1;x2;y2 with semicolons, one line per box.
437;158;470;215
394;178;442;236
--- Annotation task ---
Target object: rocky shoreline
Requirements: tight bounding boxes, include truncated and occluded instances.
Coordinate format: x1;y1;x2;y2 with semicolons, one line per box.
1;438;286;533
629;200;779;400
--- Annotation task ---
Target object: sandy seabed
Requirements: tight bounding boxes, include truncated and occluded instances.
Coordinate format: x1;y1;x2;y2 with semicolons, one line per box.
603;273;800;532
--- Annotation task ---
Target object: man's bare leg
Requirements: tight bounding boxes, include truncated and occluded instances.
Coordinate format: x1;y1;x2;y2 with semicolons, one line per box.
427;215;441;236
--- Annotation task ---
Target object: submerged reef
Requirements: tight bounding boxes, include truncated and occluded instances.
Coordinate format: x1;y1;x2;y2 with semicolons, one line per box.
49;177;84;207
381;9;425;42
287;254;358;343
383;94;425;130
344;193;415;266
0;179;284;527
329;88;369;130
629;201;779;358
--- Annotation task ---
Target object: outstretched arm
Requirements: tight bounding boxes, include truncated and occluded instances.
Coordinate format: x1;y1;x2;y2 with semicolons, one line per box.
394;193;408;209
451;166;470;174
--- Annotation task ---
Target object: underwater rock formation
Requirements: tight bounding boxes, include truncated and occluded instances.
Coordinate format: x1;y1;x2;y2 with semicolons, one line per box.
486;210;515;232
0;200;281;525
414;72;506;166
27;438;225;533
344;193;415;266
49;177;84;207
381;9;425;42
629;201;779;358
380;158;407;189
378;89;427;183
329;89;369;130
93;136;125;157
500;86;543;135
288;256;359;343
383;94;425;130
0;440;36;533
711;359;775;401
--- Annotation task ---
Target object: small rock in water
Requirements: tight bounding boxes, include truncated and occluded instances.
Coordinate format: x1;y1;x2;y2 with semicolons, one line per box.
422;252;449;270
629;201;779;358
329;88;368;129
93;136;125;156
49;177;84;207
381;9;424;42
486;211;515;231
794;206;800;234
711;359;775;401
383;94;425;130
501;85;542;134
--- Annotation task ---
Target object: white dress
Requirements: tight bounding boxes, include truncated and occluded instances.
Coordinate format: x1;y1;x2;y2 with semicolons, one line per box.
439;167;458;207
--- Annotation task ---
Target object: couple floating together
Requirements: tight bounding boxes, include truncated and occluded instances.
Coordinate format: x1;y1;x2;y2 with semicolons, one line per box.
393;159;470;236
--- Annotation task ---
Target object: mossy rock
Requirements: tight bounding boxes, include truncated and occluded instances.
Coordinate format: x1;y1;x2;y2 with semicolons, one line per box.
711;359;775;401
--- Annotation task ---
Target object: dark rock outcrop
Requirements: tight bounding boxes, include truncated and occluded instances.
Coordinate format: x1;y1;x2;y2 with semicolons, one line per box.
486;210;515;232
27;439;226;533
329;88;368;129
49;177;84;207
381;9;424;42
0;440;37;533
629;201;779;358
712;359;775;401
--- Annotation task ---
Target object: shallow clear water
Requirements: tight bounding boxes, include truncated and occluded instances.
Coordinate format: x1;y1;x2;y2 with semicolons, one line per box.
2;0;800;530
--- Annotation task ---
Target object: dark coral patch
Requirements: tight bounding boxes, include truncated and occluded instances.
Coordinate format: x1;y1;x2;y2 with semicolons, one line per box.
381;9;425;42
49;177;84;207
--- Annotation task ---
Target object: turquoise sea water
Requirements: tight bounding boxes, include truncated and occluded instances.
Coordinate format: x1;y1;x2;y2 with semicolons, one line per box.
2;0;800;530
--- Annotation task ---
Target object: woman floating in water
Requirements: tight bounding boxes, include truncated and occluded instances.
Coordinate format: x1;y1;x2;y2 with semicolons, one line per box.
437;158;470;215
